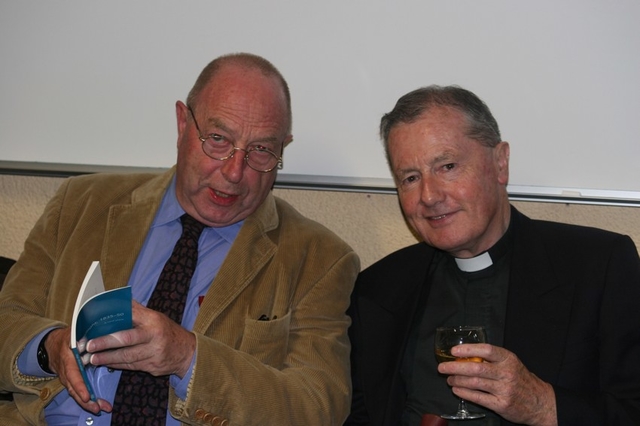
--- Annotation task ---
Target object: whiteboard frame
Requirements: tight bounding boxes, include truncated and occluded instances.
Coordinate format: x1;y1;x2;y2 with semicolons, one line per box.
2;161;639;207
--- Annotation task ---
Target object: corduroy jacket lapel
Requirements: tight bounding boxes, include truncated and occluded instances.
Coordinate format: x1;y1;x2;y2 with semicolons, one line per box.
101;170;173;291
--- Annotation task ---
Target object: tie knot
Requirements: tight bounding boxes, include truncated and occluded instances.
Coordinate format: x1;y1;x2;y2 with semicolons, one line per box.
180;214;206;240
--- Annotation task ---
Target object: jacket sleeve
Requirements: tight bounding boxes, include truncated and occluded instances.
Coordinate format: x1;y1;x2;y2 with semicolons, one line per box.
343;282;371;426
554;234;640;425
0;179;71;423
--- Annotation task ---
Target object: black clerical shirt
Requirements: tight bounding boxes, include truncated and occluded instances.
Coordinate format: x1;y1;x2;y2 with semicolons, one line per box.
401;228;513;426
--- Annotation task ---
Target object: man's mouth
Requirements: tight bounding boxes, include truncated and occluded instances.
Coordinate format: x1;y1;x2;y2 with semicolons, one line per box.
214;189;233;198
208;187;238;205
429;214;447;220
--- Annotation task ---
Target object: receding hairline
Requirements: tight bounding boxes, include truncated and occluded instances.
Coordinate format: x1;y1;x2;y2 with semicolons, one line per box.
186;53;292;133
380;85;502;167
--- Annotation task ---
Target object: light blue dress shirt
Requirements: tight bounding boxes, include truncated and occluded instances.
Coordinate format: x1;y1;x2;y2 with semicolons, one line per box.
19;177;241;425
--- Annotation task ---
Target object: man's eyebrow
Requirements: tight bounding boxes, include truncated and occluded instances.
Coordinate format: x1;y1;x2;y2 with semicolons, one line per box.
431;150;456;164
204;116;282;145
395;165;419;176
393;164;424;182
203;117;232;135
250;136;282;145
394;150;459;176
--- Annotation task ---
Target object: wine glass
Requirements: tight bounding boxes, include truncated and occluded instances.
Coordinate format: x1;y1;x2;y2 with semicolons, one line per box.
434;325;487;420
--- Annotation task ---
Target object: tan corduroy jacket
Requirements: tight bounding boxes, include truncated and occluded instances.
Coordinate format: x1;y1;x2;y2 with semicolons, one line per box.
0;168;360;425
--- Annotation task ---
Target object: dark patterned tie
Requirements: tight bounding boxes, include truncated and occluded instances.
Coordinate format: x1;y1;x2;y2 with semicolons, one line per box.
111;214;206;425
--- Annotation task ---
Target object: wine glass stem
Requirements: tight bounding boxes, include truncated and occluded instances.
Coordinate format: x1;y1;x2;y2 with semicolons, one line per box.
458;400;471;416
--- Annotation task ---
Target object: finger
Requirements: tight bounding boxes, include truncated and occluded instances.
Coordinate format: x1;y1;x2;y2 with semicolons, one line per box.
75;337;87;354
69;389;102;414
438;359;487;376
47;329;111;415
450;343;491;359
68;385;108;416
60;360;102;414
87;305;162;353
97;398;113;413
89;344;147;367
86;328;140;353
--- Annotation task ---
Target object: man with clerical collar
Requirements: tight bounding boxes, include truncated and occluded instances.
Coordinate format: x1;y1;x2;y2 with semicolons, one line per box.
345;85;640;425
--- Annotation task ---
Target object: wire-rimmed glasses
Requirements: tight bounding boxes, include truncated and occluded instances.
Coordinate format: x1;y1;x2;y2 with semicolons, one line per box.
188;106;283;173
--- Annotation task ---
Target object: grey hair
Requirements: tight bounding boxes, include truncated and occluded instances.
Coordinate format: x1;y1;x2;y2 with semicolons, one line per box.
380;85;501;163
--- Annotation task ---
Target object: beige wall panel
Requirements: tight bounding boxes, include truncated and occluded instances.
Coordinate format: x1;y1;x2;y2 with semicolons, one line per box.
1;175;639;270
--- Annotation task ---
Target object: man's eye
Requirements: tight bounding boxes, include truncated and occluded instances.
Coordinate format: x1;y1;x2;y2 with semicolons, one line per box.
403;175;419;184
209;134;226;144
250;145;273;153
443;163;456;171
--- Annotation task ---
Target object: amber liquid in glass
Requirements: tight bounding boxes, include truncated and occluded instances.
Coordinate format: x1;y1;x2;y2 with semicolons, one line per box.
435;348;483;364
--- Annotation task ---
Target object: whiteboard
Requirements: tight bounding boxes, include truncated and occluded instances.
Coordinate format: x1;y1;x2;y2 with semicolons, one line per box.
1;1;640;203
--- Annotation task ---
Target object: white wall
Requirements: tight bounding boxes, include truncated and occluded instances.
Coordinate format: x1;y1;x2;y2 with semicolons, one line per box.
1;1;640;203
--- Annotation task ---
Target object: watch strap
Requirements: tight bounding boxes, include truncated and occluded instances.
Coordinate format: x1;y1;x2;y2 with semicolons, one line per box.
37;331;54;374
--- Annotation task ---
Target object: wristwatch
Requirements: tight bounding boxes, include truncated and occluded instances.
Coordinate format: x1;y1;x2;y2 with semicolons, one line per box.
37;331;54;374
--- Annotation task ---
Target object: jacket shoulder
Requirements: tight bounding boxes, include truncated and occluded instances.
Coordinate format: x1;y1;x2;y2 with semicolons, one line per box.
359;243;432;281
518;211;634;253
56;170;171;210
63;171;165;194
352;243;432;308
512;209;639;282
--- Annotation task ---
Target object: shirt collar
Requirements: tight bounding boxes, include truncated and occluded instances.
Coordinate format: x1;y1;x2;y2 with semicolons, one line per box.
454;220;513;273
455;252;493;272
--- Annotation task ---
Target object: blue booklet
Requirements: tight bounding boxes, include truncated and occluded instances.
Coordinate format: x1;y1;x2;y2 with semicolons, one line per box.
70;261;132;402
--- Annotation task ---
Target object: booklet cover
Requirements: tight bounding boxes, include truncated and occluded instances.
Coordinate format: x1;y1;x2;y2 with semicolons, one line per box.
70;261;132;401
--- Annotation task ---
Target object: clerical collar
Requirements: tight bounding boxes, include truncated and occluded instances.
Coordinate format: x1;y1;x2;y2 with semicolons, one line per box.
455;252;493;272
453;224;513;273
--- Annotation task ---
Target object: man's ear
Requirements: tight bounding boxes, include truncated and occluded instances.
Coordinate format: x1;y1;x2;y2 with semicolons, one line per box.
175;101;189;147
495;141;510;185
283;134;293;148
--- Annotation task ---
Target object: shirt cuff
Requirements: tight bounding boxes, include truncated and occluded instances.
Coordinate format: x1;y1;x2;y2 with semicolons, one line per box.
170;352;196;400
18;327;59;377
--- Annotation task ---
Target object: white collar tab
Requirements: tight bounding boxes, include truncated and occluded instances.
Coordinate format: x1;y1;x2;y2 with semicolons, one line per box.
454;251;493;272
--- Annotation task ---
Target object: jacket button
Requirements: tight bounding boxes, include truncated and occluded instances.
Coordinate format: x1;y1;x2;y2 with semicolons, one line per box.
203;413;214;423
39;388;50;400
195;409;206;420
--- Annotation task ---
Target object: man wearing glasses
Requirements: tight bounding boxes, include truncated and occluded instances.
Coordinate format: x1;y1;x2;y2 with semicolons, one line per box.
0;53;359;425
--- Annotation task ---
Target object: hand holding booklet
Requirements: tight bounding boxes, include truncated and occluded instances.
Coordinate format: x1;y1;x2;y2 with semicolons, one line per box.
70;261;132;401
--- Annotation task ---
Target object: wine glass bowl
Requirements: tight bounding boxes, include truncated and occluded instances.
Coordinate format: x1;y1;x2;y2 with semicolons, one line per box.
434;326;486;420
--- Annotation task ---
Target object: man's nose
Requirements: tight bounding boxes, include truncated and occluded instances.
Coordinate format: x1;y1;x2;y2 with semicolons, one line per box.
220;148;247;183
420;176;444;206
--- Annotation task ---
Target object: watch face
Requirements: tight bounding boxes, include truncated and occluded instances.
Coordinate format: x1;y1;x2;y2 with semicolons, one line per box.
37;334;52;374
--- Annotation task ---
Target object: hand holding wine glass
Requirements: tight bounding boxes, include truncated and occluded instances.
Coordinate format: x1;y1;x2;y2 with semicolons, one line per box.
434;325;486;420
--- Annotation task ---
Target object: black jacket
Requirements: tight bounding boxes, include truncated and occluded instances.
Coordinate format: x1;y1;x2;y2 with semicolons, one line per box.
346;208;640;425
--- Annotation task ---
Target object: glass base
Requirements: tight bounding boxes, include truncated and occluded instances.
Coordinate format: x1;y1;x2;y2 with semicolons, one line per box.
442;399;485;420
441;412;485;420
